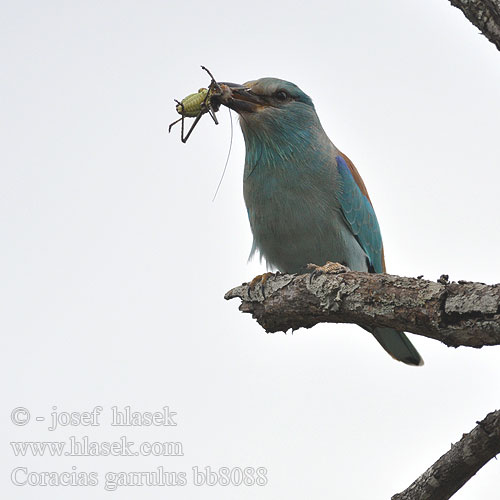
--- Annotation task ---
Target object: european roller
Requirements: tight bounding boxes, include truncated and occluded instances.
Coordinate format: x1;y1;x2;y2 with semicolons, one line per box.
220;77;423;366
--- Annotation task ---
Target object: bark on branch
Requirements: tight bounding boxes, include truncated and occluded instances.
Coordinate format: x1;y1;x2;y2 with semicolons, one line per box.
391;409;500;500
448;0;500;51
225;270;500;347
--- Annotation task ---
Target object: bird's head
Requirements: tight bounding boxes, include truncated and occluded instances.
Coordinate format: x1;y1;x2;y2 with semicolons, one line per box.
221;78;313;113
218;78;327;158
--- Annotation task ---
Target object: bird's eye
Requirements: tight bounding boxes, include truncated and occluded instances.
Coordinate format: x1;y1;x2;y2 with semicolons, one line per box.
275;90;289;101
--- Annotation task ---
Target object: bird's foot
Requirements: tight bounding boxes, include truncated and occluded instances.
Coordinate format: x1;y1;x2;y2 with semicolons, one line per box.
247;272;274;299
306;261;349;283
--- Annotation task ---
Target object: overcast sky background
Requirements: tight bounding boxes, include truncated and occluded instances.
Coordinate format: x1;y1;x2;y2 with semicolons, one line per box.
2;1;500;498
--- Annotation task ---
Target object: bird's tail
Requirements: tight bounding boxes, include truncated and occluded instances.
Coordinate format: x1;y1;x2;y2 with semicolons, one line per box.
370;327;423;366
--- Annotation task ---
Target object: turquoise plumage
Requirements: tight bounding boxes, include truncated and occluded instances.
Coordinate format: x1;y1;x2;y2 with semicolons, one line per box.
221;78;423;365
336;155;383;273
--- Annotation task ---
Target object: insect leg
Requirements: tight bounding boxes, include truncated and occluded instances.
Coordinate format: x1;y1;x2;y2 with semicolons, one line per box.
180;111;204;143
168;117;182;133
172;99;189;142
206;104;219;125
198;88;218;126
200;66;221;125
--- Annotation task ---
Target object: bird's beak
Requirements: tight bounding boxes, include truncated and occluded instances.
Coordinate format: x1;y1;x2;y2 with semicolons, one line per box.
216;82;267;113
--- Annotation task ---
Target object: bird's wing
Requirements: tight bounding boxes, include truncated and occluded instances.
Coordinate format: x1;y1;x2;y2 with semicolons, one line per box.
336;153;385;273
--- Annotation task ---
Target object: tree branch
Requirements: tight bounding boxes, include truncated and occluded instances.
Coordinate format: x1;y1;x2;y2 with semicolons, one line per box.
448;0;500;51
392;409;500;500
225;270;500;347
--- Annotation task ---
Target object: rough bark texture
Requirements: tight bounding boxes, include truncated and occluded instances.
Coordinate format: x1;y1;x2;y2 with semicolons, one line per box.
449;0;500;51
225;271;500;347
392;409;500;500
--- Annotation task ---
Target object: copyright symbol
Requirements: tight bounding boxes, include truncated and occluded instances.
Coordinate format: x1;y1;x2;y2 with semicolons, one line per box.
11;407;30;426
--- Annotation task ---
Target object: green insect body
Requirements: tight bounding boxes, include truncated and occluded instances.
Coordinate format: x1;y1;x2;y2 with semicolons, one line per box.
169;66;222;143
175;88;209;117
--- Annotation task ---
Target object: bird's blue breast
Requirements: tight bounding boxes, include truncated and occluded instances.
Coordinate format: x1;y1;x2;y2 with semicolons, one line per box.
242;128;370;273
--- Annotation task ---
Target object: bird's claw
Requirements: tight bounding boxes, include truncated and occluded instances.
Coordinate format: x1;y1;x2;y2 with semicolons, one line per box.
246;272;274;299
306;261;349;283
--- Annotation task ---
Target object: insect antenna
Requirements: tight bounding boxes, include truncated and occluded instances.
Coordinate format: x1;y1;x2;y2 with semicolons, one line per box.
201;65;217;85
212;108;233;201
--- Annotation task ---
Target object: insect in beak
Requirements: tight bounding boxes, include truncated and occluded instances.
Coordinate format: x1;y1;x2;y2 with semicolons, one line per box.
169;66;224;143
214;83;268;114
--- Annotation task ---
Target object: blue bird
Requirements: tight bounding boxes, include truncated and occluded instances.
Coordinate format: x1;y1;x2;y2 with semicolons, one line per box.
221;78;423;366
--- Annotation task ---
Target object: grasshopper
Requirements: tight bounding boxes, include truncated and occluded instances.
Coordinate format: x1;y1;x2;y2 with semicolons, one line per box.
169;66;224;143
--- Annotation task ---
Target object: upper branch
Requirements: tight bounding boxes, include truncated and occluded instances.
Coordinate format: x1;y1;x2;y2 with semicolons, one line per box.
225;270;500;347
448;0;500;51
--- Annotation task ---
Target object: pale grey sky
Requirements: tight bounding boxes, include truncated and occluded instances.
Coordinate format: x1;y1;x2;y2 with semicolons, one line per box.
2;1;500;498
